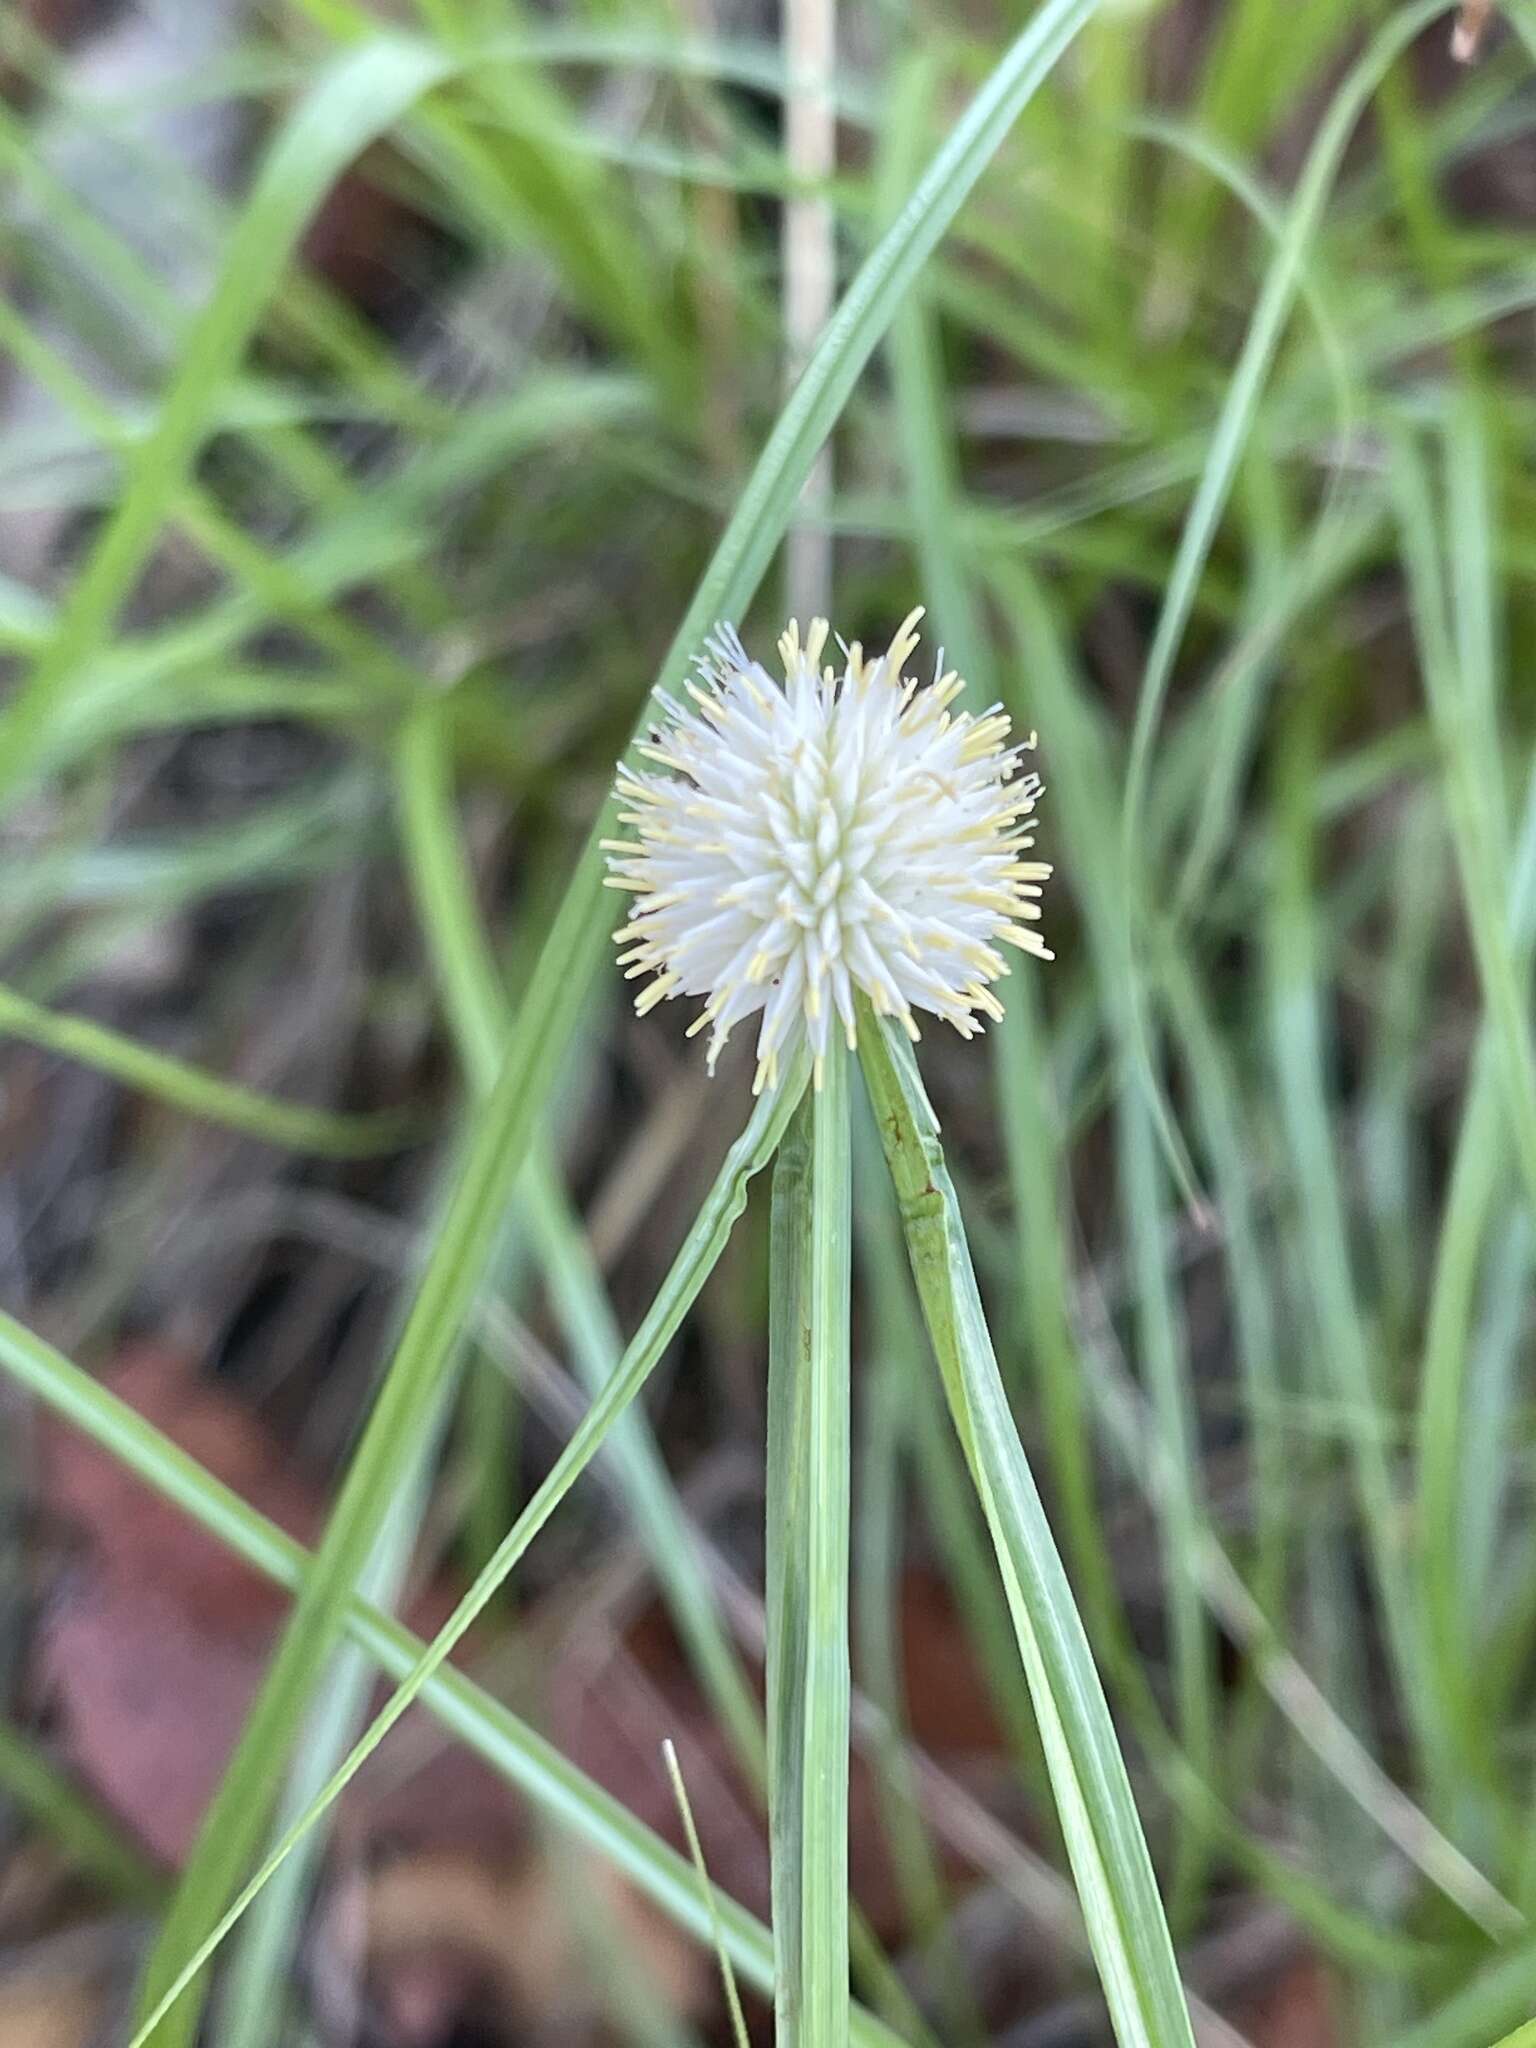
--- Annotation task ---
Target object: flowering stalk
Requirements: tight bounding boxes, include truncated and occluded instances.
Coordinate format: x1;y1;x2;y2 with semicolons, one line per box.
767;1045;851;2048
604;614;1195;2048
608;612;1055;2043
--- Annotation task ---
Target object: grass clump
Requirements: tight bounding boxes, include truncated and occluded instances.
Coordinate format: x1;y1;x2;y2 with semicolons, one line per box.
0;4;1535;2047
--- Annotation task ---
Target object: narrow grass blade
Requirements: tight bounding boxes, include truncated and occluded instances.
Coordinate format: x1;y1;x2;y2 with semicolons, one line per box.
1117;0;1454;1199
534;1185;768;1773
0;982;417;1157
216;1383;451;2048
858;1010;1195;2048
1264;694;1438;1783
396;702;765;1770
1393;429;1536;1234
767;1056;852;2048
663;1740;751;2048
0;1717;165;1904
0;34;454;808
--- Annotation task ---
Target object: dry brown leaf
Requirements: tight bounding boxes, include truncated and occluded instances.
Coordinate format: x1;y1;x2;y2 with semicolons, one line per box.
898;1564;1008;1757
0;1971;102;2048
553;1563;1010;1948
313;1845;707;2048
31;1343;708;2044
42;1342;321;1632
35;1343;523;1860
1229;1955;1340;2048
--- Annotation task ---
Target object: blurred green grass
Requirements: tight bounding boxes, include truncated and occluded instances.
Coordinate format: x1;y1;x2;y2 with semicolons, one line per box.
2;0;1536;2043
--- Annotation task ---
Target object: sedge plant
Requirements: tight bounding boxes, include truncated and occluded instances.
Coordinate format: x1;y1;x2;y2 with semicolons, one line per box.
119;609;1195;2048
11;4;1536;2046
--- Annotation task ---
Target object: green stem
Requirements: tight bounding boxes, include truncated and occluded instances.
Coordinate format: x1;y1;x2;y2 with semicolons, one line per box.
768;1053;853;2048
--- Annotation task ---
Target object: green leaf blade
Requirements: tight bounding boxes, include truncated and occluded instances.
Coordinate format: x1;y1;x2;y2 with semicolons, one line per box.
858;1012;1195;2048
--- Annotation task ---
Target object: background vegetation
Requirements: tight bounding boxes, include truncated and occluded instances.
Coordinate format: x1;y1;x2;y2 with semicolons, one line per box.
1;1;1535;2044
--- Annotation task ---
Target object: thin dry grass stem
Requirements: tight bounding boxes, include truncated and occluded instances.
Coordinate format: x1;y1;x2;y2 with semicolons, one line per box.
1452;1;1495;59
783;0;837;620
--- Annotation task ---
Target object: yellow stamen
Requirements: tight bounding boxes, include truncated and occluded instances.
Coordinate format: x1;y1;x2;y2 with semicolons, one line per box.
635;974;678;1014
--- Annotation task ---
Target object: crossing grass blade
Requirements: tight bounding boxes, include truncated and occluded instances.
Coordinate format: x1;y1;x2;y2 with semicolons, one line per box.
216;1424;447;2048
0;1305;902;2048
120;1051;810;2048
395;702;767;1773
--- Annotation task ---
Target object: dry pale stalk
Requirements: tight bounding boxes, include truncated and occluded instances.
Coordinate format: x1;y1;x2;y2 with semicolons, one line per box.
783;0;837;621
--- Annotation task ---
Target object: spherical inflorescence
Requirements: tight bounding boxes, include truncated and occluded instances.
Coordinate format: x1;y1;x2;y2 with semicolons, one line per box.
603;610;1052;1092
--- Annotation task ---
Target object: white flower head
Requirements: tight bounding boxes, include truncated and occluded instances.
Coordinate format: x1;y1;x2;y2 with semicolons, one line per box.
604;609;1052;1093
